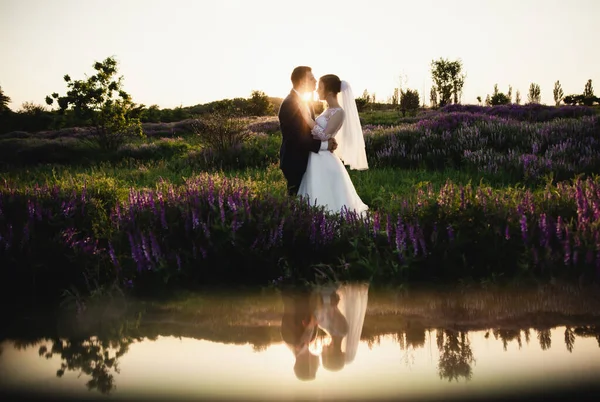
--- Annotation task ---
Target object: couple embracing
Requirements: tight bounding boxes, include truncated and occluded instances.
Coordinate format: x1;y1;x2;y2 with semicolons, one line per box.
278;66;369;216
280;282;370;381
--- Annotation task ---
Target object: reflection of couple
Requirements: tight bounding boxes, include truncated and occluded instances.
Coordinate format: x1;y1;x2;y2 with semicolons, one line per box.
280;283;369;380
278;66;369;216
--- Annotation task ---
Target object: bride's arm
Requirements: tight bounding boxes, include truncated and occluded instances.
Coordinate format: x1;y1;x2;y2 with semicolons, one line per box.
311;110;345;141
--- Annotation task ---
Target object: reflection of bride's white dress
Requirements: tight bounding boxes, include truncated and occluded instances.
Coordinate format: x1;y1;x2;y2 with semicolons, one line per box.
298;108;369;216
310;283;369;363
337;283;369;363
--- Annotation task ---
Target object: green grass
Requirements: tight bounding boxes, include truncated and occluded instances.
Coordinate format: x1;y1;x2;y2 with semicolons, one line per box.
1;157;521;211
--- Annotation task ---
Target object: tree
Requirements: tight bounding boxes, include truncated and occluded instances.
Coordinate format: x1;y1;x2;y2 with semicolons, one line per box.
430;58;466;106
583;79;595;106
391;88;399;106
476;96;482;105
515;90;521;105
489;84;510;105
399;89;420;117
507;85;513;103
45;56;143;150
355;89;370;112
553;80;564;106
527;83;541;104
430;86;438;108
583;79;594;97
0;86;11;113
485;94;491;106
247;90;273;116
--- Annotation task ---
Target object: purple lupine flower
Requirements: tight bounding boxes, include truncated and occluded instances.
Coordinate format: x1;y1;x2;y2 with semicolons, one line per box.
108;242;120;270
520;213;528;243
564;237;571;266
192;208;200;230
447;224;455;242
277;217;285;245
160;206;168;230
372;212;380;238
150;232;162;263
27;199;35;220
418;224;427;255
149;192;157;217
556;216;563;240
218;193;226;224
395;216;406;260
309;215;318;246
539;213;548;248
140;233;152;263
227;195;237;213
408;223;418;257
128;232;143;272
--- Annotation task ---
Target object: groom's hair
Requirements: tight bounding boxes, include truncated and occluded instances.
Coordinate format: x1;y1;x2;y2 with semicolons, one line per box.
291;66;312;88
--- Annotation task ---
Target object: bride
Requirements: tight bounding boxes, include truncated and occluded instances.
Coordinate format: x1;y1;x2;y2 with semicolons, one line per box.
297;74;369;216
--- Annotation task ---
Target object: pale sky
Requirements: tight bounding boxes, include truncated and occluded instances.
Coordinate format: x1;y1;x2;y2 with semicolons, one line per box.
1;0;599;110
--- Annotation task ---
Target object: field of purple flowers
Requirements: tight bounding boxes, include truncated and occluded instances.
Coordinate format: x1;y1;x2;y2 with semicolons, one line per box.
1;104;599;305
1;171;600;304
366;110;599;183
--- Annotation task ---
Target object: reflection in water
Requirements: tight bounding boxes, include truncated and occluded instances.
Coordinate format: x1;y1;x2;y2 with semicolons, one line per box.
280;283;370;380
39;336;131;394
436;330;475;382
1;284;600;400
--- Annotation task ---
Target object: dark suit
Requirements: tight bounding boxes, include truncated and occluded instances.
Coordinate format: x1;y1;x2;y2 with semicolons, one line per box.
278;90;322;196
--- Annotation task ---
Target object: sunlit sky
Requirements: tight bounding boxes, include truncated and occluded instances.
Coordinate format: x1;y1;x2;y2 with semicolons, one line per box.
1;0;599;110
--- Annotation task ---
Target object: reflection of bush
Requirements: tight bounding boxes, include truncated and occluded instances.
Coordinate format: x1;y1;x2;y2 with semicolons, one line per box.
574;325;600;347
39;336;135;394
437;330;475;382
564;327;575;353
537;329;552;351
493;329;522;350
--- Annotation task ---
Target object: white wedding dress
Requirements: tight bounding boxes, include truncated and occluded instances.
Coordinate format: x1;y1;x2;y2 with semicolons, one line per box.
298;108;369;216
337;282;369;364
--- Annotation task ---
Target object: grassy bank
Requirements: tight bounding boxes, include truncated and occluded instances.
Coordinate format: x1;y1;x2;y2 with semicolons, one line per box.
1;105;600;307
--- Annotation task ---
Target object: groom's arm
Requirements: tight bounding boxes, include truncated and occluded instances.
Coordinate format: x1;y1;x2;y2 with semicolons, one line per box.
279;100;326;154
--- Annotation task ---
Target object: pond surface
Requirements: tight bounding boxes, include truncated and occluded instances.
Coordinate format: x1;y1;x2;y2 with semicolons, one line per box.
1;283;600;401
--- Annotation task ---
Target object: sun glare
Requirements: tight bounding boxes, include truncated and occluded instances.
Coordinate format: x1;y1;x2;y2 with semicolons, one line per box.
302;92;314;101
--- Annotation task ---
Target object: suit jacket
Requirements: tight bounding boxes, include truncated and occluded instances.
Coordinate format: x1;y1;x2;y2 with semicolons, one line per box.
278;90;322;175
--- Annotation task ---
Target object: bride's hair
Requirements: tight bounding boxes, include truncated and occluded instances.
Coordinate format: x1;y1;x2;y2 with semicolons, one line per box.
319;74;342;94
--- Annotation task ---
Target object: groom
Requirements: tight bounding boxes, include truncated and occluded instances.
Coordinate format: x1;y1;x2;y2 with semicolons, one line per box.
278;66;337;196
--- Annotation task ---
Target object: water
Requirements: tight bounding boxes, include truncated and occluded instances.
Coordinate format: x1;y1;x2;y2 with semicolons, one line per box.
1;283;600;401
